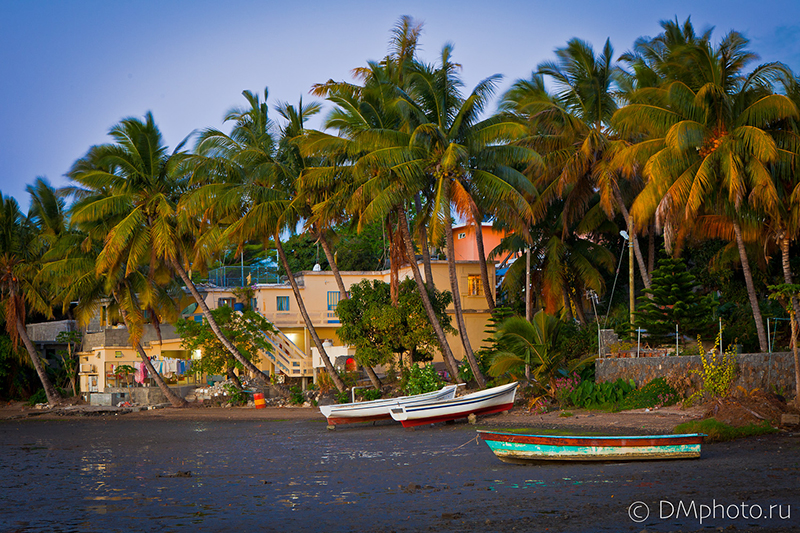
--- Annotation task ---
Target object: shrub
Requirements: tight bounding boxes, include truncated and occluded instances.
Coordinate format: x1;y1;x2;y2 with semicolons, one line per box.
289;386;305;405
221;383;248;406
335;390;350;404
360;388;382;401
402;364;443;396
562;378;635;409
620;377;681;410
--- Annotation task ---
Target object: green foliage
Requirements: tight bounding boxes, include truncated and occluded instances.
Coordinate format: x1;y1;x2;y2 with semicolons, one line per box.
635;258;714;344
25;388;48;406
336;278;455;367
175;307;275;377
619;378;681;410
490;311;594;391
402;364;443;396
335;390;350;404
673;418;777;443
554;320;599;359
359;388;383;401
221;383;248;405
561;378;635;409
687;328;738;404
289;386;305;405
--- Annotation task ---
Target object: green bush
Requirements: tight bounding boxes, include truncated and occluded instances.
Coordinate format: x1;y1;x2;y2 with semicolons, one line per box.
563;378;635;408
620;377;680;410
360;388;382;401
289;386;305;405
221;383;248;406
25;389;47;406
402;364;443;396
335;390;351;404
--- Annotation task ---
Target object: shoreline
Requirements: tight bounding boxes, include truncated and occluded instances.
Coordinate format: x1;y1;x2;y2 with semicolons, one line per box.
0;400;706;434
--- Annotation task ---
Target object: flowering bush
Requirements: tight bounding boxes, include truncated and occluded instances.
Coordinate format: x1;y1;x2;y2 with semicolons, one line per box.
551;373;581;408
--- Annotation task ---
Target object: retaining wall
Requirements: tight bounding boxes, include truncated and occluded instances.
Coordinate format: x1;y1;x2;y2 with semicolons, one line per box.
596;352;797;395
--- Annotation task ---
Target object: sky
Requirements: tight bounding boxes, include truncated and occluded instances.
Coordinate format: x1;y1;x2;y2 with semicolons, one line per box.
2;0;800;211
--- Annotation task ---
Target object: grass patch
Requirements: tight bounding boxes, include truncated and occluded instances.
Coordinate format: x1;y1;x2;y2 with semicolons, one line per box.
673;418;777;443
558;411;573;418
483;427;606;436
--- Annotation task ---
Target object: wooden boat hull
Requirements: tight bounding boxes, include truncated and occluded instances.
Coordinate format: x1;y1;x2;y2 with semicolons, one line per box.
478;431;705;462
320;384;458;425
390;382;518;428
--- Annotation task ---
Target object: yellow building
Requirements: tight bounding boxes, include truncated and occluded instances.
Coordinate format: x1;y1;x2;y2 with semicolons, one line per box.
78;259;494;393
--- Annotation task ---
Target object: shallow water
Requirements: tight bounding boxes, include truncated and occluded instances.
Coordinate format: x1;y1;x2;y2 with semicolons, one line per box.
1;418;797;532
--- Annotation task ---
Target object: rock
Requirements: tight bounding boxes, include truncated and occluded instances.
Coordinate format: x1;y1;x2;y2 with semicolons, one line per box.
781;413;799;426
467;413;477;424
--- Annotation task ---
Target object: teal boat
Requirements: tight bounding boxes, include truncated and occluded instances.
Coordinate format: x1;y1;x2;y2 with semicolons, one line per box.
478;430;705;462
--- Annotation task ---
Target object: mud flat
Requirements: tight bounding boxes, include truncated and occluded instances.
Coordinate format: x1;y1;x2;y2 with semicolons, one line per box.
1;410;798;532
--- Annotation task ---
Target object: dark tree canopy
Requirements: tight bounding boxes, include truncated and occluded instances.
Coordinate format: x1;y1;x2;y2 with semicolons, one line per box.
336;278;455;367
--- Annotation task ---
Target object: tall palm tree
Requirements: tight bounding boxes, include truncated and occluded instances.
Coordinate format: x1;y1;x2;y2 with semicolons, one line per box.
614;31;797;352
188;89;346;392
393;45;537;386
0;192;62;405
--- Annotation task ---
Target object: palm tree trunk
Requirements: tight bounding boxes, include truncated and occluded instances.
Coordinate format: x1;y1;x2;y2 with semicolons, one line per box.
317;229;348;297
317;228;381;389
363;364;382;390
779;236;800;398
648;224;656;276
471;208;496;311
414;193;435;287
444;215;487;388
397;208;462;382
169;255;273;384
613;188;651;288
274;234;346;393
16;317;62;406
387;220;401;305
109;293;186;408
733;223;768;352
780;236;800;330
132;339;187;408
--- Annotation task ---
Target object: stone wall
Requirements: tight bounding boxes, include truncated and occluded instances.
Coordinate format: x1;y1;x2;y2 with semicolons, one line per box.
596;352;796;394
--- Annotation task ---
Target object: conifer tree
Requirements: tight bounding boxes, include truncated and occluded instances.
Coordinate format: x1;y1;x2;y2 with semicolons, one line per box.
635;258;713;346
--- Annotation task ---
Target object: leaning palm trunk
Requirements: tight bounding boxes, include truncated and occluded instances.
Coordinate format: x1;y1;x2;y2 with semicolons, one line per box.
471;209;496;312
317;229;348;297
111;296;186;408
17;317;62;406
414;193;435;287
275;235;346;393
397;208;462;383
733;223;768;352
132;340;187;408
317;229;382;390
779;236;800;399
444;219;486;387
169;255;275;385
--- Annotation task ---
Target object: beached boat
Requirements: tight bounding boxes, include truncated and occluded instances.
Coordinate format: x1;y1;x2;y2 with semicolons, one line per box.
478;430;705;462
319;384;458;426
389;381;518;428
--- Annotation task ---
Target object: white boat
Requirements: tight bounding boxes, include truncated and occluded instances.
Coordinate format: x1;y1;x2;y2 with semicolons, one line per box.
389;381;518;427
319;384;459;426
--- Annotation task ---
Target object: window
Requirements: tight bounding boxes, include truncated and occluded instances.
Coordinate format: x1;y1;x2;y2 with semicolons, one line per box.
218;297;235;308
250;298;258;311
467;275;482;296
327;291;341;311
458;232;467;239
277;296;290;311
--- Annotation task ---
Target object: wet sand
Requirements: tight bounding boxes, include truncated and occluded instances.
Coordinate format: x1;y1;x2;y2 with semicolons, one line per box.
1;407;798;532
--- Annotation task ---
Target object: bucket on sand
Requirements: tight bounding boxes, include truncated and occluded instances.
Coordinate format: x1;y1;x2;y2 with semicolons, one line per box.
254;392;266;409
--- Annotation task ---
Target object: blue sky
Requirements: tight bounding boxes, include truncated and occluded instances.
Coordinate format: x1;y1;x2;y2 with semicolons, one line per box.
2;0;799;211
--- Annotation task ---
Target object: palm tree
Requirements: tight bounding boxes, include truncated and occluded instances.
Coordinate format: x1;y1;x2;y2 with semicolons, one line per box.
393;45;537;386
0;192;62;405
188;89;346;392
614;30;797;352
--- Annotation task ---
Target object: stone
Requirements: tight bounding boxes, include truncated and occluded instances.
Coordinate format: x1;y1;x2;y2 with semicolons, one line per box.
781;413;799;426
467;413;477;424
